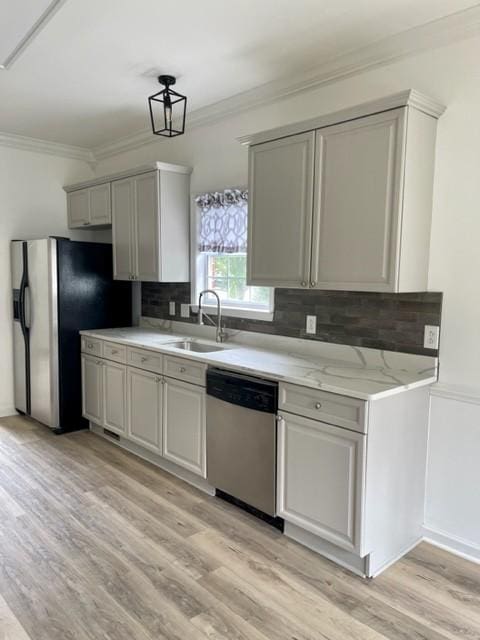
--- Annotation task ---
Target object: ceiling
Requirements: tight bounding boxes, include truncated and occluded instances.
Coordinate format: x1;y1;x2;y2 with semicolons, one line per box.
0;0;477;149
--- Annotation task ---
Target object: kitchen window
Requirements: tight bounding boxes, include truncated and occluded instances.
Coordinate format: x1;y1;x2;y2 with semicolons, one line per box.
192;188;273;320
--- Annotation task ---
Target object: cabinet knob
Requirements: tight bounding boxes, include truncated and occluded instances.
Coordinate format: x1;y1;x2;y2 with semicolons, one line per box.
180;367;186;373
276;414;285;422
96;359;103;365
87;343;93;349
310;281;316;287
82;222;90;226
315;402;322;410
301;281;307;287
141;357;148;362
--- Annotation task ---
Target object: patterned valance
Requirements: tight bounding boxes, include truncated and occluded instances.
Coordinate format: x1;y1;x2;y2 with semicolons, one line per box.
196;188;248;254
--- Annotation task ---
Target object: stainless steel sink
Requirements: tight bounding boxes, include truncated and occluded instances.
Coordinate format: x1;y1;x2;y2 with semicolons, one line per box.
167;341;226;353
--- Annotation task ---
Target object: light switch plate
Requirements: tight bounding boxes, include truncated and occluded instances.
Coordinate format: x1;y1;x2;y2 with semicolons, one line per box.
180;303;190;318
169;301;176;316
424;325;440;350
306;315;317;335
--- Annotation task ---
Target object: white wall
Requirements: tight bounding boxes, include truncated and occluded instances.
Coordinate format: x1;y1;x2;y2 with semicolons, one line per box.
95;35;480;560
0;146;105;416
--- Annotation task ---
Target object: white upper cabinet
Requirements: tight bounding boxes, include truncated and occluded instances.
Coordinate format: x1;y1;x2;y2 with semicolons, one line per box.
112;177;135;281
67;184;111;228
242;90;444;292
248;132;315;288
65;162;191;283
311;110;405;291
67;188;90;228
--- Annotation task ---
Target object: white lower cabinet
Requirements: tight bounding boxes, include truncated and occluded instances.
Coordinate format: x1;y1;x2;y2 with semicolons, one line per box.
103;360;127;435
277;411;366;554
127;367;163;453
81;354;103;425
163;377;206;477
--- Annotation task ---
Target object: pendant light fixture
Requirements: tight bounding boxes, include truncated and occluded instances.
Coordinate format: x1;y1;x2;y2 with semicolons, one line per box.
148;75;187;137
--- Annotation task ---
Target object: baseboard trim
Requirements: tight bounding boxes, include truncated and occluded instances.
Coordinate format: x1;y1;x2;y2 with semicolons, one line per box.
423;526;480;565
0;407;17;418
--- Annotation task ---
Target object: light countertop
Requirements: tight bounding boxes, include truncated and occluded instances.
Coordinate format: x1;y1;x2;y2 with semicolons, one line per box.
80;325;438;401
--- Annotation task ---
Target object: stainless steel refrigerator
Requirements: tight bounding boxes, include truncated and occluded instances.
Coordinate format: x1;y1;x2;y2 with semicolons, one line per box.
11;237;132;433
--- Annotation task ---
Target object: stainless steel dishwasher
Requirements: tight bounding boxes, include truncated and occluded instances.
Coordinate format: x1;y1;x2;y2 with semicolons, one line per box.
206;368;282;527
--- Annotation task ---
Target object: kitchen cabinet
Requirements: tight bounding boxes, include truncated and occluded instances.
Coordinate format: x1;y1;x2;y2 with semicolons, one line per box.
163;376;206;477
127;367;163;453
248;133;315;287
81;338;206;477
64;162;191;282
277;411;365;554
67;184;111;228
102;360;127;435
242;90;444;292
81;354;103;424
111;168;191;282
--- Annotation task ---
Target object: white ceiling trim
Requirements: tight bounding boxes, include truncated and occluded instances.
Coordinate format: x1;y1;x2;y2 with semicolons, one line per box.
0;0;67;70
93;3;480;162
0;131;94;162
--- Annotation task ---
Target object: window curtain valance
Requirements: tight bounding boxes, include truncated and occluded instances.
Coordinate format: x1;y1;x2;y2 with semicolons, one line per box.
196;188;248;254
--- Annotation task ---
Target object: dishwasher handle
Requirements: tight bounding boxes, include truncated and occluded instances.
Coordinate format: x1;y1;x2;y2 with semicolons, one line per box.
206;368;278;414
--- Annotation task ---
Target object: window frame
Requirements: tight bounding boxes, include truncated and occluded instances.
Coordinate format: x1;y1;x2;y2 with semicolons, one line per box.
190;191;274;321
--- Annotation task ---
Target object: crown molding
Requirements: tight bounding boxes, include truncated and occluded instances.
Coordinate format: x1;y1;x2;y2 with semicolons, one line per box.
92;4;480;162
0;131;94;163
238;89;446;146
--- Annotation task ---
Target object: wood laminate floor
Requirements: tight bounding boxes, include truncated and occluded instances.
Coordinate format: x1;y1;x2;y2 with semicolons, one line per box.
0;416;479;640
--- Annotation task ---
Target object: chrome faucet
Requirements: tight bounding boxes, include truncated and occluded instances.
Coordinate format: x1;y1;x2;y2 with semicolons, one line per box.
197;289;227;343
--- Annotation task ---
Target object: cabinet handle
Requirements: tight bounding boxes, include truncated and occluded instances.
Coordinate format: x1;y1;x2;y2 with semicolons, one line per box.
315;402;322;410
141;357;148;362
301;281;307;287
111;349;118;355
276;415;285;422
180;367;186;373
82;222;91;226
96;359;103;365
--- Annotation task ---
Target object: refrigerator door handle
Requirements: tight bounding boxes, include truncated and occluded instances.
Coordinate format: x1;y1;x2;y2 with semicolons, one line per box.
19;271;28;337
24;285;31;329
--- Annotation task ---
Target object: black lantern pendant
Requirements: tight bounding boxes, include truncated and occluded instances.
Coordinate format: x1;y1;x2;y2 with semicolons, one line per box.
148;75;187;137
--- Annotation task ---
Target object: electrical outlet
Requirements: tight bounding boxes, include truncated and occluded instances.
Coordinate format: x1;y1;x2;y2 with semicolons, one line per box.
169;301;176;316
306;315;317;335
180;303;190;318
424;325;440;350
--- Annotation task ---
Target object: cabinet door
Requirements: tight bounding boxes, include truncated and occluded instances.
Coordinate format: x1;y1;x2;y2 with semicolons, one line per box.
163;377;206;477
134;171;160;281
247;133;315;287
103;361;126;435
127;367;162;453
277;412;366;553
67;189;90;228
89;183;111;225
81;354;103;425
112;178;135;280
311;109;405;291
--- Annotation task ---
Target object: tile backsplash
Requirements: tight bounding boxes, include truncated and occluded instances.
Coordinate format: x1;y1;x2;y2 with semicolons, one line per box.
142;283;442;356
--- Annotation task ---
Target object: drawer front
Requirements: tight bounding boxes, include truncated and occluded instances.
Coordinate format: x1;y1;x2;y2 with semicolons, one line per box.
81;336;102;357
164;355;206;386
279;383;366;433
127;347;163;373
102;341;127;364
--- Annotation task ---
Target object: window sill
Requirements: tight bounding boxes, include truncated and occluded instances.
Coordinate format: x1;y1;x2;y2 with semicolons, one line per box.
190;304;274;322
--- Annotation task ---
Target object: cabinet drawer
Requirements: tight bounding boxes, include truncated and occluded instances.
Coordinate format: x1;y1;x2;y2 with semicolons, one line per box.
279;383;366;433
127;347;163;373
102;341;126;363
164;356;206;386
81;336;102;356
